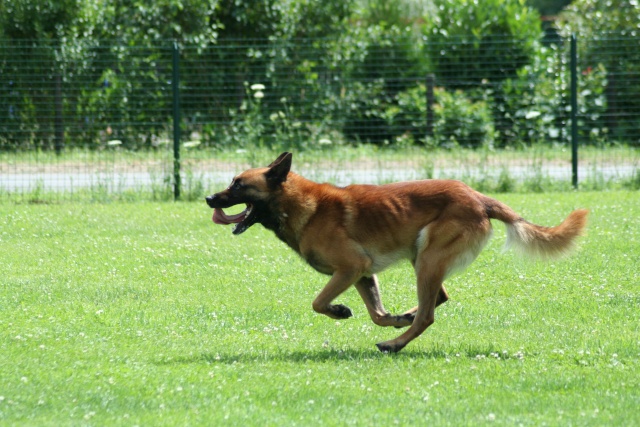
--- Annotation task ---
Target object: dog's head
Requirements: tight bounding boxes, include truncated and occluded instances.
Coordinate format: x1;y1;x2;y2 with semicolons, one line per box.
205;152;292;235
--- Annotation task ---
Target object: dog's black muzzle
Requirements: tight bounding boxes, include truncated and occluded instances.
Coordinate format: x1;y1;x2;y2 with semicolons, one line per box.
205;193;235;209
205;194;218;208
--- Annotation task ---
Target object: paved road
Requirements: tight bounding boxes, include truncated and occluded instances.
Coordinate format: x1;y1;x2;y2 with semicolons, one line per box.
1;164;636;192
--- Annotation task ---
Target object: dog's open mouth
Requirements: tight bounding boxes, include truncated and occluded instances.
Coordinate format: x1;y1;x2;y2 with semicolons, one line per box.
212;204;255;235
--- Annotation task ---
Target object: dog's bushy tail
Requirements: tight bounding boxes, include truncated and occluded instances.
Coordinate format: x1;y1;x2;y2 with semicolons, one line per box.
483;196;588;259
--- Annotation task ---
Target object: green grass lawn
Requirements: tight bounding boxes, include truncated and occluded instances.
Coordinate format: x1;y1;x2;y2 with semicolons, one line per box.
1;191;638;426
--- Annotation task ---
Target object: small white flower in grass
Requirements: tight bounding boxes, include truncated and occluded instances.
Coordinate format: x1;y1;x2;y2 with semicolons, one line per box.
107;139;122;146
253;91;264;99
318;138;332;145
250;83;265;91
525;111;541;120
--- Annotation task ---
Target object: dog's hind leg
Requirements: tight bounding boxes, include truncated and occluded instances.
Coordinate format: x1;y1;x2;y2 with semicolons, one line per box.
376;219;491;353
355;276;414;328
376;268;443;353
436;285;450;306
376;243;455;353
402;286;450;314
393;285;449;328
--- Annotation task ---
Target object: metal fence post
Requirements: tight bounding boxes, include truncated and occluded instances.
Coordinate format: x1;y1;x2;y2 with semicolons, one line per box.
425;73;435;139
54;44;64;155
54;72;64;155
570;34;579;189
172;41;181;200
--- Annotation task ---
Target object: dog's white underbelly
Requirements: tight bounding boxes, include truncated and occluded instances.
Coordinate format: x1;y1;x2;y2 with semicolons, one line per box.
365;227;428;275
367;248;413;275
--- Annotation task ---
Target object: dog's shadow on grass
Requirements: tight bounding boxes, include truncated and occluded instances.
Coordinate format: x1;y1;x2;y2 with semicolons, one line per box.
154;347;452;366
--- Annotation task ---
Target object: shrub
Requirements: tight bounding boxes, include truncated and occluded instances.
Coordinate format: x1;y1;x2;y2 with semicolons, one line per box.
340;24;427;144
385;84;495;148
558;0;640;145
431;88;495;148
498;45;568;147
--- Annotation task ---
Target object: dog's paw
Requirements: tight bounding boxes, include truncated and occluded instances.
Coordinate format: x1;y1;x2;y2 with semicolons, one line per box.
393;313;415;329
376;341;404;354
331;304;353;319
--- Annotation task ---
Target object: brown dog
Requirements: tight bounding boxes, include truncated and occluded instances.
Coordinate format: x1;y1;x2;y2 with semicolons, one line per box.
206;152;588;353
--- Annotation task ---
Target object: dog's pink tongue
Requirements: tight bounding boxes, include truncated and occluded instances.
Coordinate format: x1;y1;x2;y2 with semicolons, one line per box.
212;208;245;225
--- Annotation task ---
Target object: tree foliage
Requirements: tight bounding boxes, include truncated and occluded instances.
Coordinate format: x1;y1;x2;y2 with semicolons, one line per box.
1;0;638;150
0;0;98;40
423;0;542;87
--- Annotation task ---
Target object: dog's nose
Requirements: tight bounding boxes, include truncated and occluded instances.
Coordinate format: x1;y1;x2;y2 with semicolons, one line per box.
205;195;216;207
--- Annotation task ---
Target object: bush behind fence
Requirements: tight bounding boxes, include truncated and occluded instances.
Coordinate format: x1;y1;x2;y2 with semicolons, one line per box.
0;34;638;199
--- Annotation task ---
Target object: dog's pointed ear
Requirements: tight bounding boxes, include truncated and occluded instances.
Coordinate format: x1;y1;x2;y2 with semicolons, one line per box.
268;152;291;168
266;152;292;186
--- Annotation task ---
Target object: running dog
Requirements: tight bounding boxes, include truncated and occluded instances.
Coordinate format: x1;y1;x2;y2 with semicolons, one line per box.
205;152;588;353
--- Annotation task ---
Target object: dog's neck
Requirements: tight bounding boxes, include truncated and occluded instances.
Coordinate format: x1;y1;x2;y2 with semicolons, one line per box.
261;173;328;254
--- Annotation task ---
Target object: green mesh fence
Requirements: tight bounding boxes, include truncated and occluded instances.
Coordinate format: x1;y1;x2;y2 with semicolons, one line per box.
0;35;638;200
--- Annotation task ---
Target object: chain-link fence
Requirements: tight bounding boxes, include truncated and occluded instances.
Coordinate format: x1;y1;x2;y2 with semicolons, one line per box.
1;35;638;201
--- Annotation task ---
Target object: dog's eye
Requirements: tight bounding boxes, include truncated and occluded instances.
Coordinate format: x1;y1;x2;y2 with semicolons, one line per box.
232;181;243;190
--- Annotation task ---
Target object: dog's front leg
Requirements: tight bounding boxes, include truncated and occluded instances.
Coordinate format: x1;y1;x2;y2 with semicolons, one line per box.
311;269;362;319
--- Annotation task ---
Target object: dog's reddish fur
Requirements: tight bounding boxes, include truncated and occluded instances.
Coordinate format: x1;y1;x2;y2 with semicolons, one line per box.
206;152;588;353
